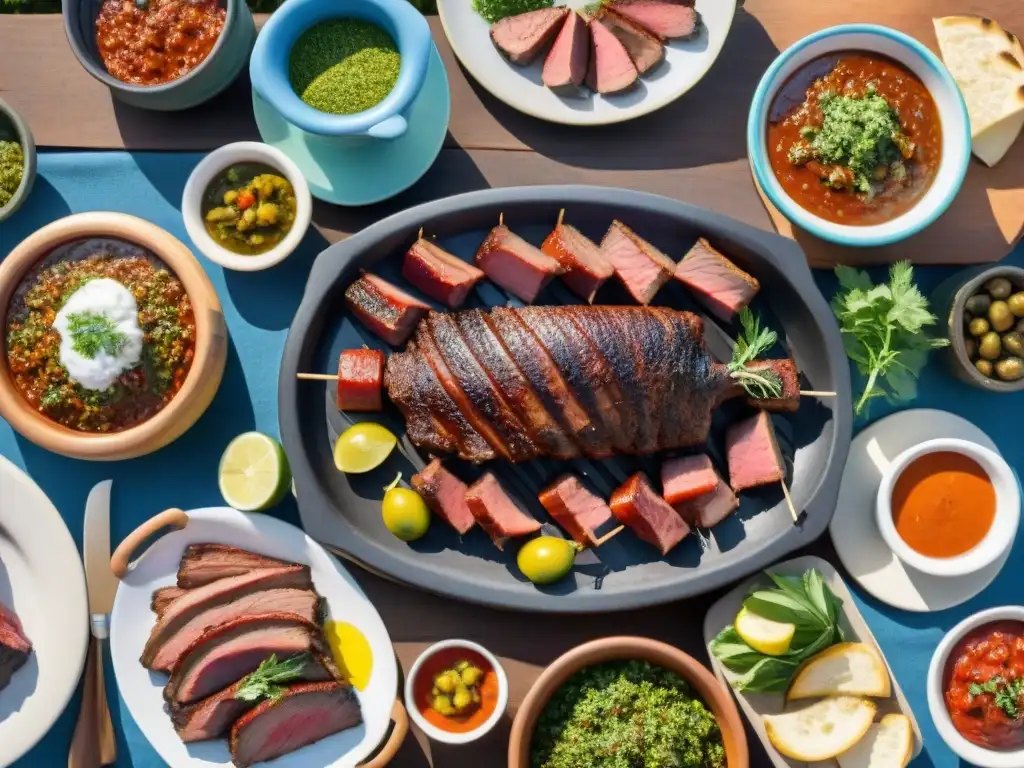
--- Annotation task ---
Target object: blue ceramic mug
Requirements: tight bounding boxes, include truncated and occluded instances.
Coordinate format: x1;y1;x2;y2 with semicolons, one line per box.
250;0;431;140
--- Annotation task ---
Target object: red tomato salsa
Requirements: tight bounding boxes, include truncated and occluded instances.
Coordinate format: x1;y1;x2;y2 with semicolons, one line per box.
944;621;1024;750
95;0;226;86
412;647;500;734
4;238;195;433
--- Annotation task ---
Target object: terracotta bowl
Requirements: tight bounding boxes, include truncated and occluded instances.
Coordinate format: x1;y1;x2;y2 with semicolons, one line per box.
508;637;750;768
0;212;227;460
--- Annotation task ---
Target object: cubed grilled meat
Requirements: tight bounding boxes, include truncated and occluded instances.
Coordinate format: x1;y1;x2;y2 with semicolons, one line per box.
344;272;430;347
674;472;739;529
744;358;801;413
661;454;718;506
411;459;476;534
601;221;676;304
402;237;485;309
336;349;385;412
490;7;569;65
539;474;614;545
465;472;542;549
726;411;786;491
674;238;759;322
541;221;614;303
610;472;690;555
475;225;565;304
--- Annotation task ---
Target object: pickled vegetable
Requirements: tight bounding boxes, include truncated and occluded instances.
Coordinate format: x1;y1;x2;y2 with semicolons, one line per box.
988;301;1014;332
995;357;1024;381
984;277;1012;299
517;536;579;585
333;422;397;473
202;163;298;255
429;659;486;718
978;332;1002;361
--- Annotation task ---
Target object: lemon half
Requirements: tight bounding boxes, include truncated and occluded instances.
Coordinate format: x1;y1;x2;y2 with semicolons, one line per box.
734;606;796;656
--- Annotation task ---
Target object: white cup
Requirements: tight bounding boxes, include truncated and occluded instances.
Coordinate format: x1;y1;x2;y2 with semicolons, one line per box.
875;438;1019;577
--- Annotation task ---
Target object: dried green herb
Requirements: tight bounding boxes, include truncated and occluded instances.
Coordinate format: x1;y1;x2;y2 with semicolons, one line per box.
234;654;309;703
0;140;24;209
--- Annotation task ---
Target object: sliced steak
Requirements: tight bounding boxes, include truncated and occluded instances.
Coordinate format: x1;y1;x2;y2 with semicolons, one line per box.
661;454;718;506
744;358;801;414
176;544;293;589
607;0;701;40
586;18;639;94
600;220;676;304
344;271;430;347
164;613;338;706
411;459;476;535
142;566;314;672
674;238;760;322
597;7;664;75
475;224;565;304
465;472;542;548
402;237;485;309
229;681;362;768
541;221;614;303
674;472;740;529
542;10;590;92
490;7;569;65
151;586;187;616
381;343;454;456
0;601;31;692
610;472;690;555
336;348;385;412
726;411;786;491
538;474;614;545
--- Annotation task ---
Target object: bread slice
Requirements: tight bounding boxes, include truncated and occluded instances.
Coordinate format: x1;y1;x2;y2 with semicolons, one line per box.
837;714;914;768
787;642;892;700
764;696;877;762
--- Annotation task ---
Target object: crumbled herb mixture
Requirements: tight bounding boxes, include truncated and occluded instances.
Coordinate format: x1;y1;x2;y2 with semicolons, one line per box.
0;140;24;209
473;0;553;24
970;676;1024;719
67;311;129;358
531;661;725;768
289;20;401;115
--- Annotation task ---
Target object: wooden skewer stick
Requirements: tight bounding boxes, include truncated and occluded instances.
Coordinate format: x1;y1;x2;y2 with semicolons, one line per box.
418;227;424;239
589;524;625;548
499;211;504;226
296;373;339;381
557;208;565;227
800;390;836;397
780;479;800;523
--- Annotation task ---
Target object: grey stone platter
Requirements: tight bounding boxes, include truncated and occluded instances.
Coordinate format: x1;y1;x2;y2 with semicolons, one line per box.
279;186;852;612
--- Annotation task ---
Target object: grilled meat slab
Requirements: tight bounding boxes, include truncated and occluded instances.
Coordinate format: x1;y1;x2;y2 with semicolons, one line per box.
490;7;569;65
176;544;294;589
151;586;187;616
0;601;31;691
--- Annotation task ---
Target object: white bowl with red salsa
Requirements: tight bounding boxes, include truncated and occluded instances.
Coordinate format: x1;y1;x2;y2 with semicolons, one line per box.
928;606;1024;767
747;24;970;247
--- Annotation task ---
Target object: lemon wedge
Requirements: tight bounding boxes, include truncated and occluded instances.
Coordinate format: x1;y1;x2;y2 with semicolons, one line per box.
333;423;397;473
764;696;877;762
734;606;796;656
788;642;891;700
837;714;914;768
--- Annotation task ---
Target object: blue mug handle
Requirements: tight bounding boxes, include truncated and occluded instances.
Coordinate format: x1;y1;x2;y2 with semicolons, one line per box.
367;114;408;139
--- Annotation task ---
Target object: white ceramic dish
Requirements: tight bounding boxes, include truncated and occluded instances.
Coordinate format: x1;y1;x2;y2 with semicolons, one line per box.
0;456;89;766
182;142;312;271
927;605;1024;768
110;507;398;768
436;0;736;126
404;639;508;745
876;438;1019;577
702;555;923;768
829;409;1013;612
748;24;970;247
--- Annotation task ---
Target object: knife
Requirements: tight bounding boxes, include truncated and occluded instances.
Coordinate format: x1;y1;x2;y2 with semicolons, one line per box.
69;480;118;768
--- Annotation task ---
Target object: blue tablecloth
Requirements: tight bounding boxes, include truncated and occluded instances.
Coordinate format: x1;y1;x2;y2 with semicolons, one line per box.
0;152;1020;768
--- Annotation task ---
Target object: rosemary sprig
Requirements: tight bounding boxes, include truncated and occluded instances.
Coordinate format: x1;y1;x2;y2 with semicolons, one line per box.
234;654;309;703
728;308;783;400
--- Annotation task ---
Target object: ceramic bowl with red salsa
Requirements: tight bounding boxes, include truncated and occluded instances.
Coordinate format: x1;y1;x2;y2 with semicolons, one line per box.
929;606;1024;768
748;24;970;247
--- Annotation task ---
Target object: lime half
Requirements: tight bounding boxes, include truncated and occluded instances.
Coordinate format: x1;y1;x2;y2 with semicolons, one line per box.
333;423;397;473
219;432;291;512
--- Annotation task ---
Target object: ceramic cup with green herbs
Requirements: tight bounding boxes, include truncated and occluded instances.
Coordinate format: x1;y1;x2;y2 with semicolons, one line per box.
0;98;36;222
250;0;431;140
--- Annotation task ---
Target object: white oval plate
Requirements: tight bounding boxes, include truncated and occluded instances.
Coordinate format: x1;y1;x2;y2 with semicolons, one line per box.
110;507;398;768
437;0;737;125
0;456;89;766
829;409;1011;613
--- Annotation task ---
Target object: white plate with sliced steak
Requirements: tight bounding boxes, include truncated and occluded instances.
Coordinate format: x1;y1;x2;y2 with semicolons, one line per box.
437;0;736;125
0;456;89;766
110;507;398;768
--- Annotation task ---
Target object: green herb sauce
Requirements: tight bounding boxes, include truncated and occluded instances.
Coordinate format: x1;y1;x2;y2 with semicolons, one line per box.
0;140;24;209
473;0;553;24
289;20;401;115
531;660;725;768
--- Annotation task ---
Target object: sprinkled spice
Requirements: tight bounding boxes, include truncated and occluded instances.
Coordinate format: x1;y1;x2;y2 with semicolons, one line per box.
473;0;552;24
289;20;401;115
0;140;24;209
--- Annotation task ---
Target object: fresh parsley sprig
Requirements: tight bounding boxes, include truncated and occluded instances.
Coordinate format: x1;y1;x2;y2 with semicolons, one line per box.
234;654;309;703
728;308;784;400
67;311;128;359
830;261;948;417
969;676;1024;719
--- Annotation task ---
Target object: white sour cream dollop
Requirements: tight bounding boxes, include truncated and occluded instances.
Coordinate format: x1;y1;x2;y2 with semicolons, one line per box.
52;278;144;391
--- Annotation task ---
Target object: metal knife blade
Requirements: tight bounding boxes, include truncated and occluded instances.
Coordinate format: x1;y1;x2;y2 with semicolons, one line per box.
83;480;118;635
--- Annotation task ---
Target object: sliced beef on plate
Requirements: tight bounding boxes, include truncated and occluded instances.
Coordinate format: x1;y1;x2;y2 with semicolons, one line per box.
402;237;485;309
586;19;639;94
600;220;676;304
674;238;760;322
336;348;385;412
726;411;786;491
344;271;430;347
538;474;614;545
176;544;294;589
456;309;578;459
142;566;315;672
229;681;363;768
540;221;614;303
542;10;590;92
596;7;665;75
411;459;476;535
743;358;801;414
606;0;701;40
661;454;719;505
465;472;542;549
164;613;339;705
474;224;566;304
490;7;570;65
0;601;31;692
609;472;690;555
151;586;187;616
674;472;740;529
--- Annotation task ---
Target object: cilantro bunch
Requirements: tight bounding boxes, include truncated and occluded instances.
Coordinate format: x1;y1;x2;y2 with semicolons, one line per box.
830;261;948;417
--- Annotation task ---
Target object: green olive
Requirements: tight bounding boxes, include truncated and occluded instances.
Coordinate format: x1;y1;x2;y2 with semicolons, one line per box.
979;332;1003;360
969;317;990;336
996;357;1024;382
1003;332;1024;357
381;479;430;542
985;277;1013;300
1009;292;1024;317
965;293;992;316
964;338;977;360
975;359;994;378
516;536;579;585
989;301;1015;332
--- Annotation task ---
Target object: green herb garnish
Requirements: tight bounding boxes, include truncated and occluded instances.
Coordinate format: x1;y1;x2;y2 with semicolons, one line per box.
234;654;309;703
472;0;553;24
830;261;947;417
710;569;844;692
969;676;1024;719
0;140;24;209
66;311;128;359
728;307;783;400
